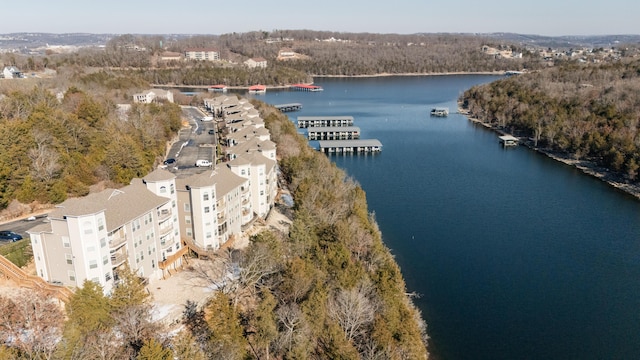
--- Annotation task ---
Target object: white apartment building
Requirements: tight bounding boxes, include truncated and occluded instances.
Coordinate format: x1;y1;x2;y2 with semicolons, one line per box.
132;89;174;104
228;152;277;218
185;48;220;61
28;169;182;293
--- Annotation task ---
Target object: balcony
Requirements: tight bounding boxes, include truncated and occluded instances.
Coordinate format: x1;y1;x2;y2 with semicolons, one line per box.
109;235;127;250
110;252;127;267
158;209;172;222
217;210;226;221
159;225;173;237
160;236;175;250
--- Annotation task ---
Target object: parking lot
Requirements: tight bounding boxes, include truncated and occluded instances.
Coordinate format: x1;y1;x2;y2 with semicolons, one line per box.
163;106;218;177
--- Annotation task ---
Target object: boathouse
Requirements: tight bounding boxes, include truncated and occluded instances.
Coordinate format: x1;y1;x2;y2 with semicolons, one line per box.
318;139;382;154
308;126;360;141
499;135;519;146
297;116;354;128
248;85;266;94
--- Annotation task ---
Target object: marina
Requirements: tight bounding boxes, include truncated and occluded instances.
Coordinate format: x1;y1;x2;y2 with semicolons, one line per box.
208;84;228;92
297;115;354;128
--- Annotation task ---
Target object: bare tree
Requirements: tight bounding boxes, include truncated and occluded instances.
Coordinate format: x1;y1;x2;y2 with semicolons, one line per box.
0;290;65;360
327;281;378;342
29;130;61;182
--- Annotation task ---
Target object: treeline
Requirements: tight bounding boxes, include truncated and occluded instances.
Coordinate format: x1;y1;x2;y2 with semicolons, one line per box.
0;102;428;359
0;85;181;210
461;59;640;181
2;31;544;83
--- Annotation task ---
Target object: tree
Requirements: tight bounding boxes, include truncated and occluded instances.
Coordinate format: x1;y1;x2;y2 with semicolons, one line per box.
327;282;378;342
0;290;65;360
171;331;206;360
205;292;247;360
136;338;172;360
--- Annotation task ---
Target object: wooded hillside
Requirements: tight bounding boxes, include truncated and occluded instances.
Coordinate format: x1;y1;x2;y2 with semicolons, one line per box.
461;59;640;182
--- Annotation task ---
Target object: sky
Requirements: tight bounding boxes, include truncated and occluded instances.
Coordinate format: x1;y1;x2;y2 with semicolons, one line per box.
2;0;638;36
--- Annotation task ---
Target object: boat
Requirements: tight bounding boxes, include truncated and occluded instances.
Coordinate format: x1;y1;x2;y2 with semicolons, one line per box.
430;107;449;117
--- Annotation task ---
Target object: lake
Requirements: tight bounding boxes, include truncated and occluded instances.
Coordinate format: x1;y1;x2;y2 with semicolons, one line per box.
256;75;640;360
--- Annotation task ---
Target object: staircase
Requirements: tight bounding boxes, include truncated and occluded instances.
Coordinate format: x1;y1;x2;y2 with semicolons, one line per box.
0;255;74;302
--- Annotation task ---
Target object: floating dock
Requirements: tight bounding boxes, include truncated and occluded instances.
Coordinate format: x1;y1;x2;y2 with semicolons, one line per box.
297;116;354;128
318;139;382;154
274;103;303;112
208;85;228;92
290;83;323;92
308;126;360;141
248;85;266;94
499;135;519;146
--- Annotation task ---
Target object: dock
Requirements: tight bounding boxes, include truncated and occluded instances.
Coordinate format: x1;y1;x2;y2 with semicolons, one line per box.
297;116;354;128
499;135;519;146
290;83;323;92
274;103;303;112
318;139;382;154
307;126;360;141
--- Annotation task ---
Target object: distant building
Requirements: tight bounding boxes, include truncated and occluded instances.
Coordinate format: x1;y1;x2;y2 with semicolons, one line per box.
244;57;267;68
2;66;22;79
159;51;182;62
184;48;220;61
133;89;174;104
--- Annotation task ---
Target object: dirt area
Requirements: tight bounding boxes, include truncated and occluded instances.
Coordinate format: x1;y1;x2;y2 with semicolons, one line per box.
147;204;292;325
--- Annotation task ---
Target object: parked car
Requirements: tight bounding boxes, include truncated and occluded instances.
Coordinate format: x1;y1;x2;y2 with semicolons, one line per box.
208;129;215;135
195;160;212;167
163;158;176;165
0;231;22;242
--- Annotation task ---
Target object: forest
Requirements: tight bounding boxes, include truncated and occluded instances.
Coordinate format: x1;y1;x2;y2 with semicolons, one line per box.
0;100;428;359
461;59;640;182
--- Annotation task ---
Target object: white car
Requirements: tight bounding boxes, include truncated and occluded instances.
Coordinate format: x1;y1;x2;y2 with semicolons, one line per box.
195;160;211;167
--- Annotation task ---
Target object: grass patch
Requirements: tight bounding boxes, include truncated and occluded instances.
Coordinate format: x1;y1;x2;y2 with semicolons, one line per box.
0;240;33;268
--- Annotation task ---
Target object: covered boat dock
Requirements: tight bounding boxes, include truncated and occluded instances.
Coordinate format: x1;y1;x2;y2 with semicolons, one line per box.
308;126;360;140
499;135;519;146
298;116;354;128
318;139;382;154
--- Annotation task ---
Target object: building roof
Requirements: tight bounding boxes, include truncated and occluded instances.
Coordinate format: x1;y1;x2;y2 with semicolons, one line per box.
185;48;219;52
211;166;247;196
318;139;383;148
307;126;360;133
143;168;175;183
48;180;169;232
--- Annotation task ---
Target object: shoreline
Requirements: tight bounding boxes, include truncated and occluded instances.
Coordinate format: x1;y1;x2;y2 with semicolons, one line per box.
153;71;508;90
459;105;640;201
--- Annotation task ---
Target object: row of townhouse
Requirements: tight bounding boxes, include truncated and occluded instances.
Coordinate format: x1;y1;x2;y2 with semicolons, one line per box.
28;97;278;294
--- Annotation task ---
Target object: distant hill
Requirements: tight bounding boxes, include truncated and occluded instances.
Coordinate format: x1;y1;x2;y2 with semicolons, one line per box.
480;32;640;48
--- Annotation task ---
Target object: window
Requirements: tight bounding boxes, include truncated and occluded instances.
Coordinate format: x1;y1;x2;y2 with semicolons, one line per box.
204;206;210;213
184;203;191;212
87;245;95;252
66;254;73;265
170;184;175;194
206;232;212;239
186;228;192;237
160;186;167;193
62;237;70;248
68;271;75;282
103;255;109;265
97;218;105;231
203;193;209;201
185;216;191;224
83;221;93;235
89;260;98;269
100;238;106;248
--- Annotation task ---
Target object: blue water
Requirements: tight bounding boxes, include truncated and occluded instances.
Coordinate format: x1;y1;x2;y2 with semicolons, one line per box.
258;76;640;360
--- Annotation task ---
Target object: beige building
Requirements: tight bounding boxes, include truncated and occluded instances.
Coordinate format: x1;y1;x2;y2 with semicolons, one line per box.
133;89;174;104
244;57;267;68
